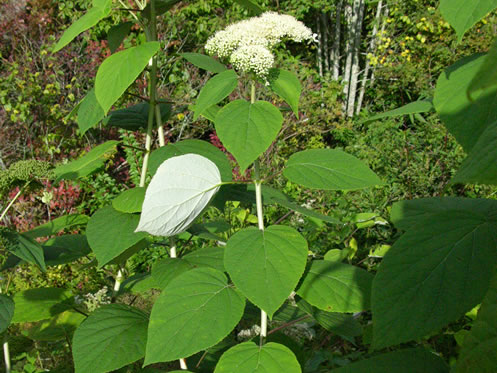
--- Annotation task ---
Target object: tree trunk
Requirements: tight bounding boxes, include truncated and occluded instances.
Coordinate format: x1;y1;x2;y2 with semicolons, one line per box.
331;1;342;80
370;3;389;86
316;13;323;77
321;12;330;73
342;1;354;99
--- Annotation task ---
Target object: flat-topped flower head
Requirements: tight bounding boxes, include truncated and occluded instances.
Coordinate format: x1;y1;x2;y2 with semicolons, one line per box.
205;12;314;78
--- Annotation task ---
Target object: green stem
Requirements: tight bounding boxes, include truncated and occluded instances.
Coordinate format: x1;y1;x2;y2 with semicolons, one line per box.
0;182;30;221
2;336;10;373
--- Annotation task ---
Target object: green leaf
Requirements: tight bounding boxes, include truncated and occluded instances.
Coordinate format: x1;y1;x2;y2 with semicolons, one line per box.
180;53;227;73
361;100;433;123
456;274;497;373
24;214;89;239
201;104;222;121
12;288;72;323
0;295;14;333
142;0;182;20
330;348;449;372
120;272;158;295
214;342;301;373
283;149;383;191
233;0;264;15
42;234;91;266
224;225;308;318
433;54;497;152
372;209;497;349
2;230;46;271
297;260;373;313
468;39;497;98
107;22;133;53
145;268;245;364
95;42;161;114
77;88;105;135
137;154;222;237
193;70;238;120
73;304;148;373
149;139;232;182
183;246;225;272
269;69;302;115
54;140;119;183
439;0;497;42
112;187;145;213
24;310;85;342
86;205;148;267
106;102;172;131
215;100;283;173
52;0;112;52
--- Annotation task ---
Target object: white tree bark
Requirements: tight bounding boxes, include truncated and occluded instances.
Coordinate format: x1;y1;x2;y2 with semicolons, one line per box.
342;1;354;99
316;13;324;77
321;12;330;73
331;1;343;80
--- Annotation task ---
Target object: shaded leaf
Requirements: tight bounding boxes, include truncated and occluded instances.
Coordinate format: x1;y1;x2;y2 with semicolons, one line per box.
77;88;105;135
112;187;145;213
23;310;85;342
42;234;91;266
107;22;133;53
24;214;89;239
180;53;227;73
193;70;238;120
269;69;301;115
2;230;46;271
106;102;172;131
361;100;433;123
12;288;72;323
0;295;14;333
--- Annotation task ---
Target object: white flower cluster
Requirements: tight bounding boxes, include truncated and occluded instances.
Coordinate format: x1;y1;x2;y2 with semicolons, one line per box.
205;12;315;77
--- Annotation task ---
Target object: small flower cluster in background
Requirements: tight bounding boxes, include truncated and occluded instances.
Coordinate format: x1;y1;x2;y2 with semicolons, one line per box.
205;12;315;78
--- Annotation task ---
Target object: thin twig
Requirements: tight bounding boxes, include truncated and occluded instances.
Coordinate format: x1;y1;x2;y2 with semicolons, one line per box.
268;315;311;336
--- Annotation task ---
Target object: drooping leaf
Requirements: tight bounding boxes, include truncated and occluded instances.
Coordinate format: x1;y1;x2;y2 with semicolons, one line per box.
224;226;308;318
145;268;245;364
433;54;497;152
180;53;227;73
107;22;133;53
149;139;232;181
214;342;301;373
86;205;148;267
112;187;146;213
211;184;256;210
439;0;497;42
372;208;497;349
12;288;72;323
215;100;283;172
119;272;158;295
2;230;46;271
297;260;373;313
269;69;302;115
0;295;14;333
201;104;222;121
42;234;91;266
187;223;224;241
330;348;449;373
24;214;89;239
283;149;383;191
456;274;497;373
106;102;172;131
136;154;222;237
95;42;161;114
23;310;85;342
361;100;433;123
77;88;105;135
52;0;113;52
193;70;238;120
54;140;119;183
73;304;149;373
142;0;182;20
234;0;264;15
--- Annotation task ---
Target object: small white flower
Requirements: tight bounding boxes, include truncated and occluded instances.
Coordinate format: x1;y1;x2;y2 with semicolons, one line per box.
231;45;275;78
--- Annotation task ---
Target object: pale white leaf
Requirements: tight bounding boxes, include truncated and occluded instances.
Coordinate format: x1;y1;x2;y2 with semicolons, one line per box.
136;154;222;237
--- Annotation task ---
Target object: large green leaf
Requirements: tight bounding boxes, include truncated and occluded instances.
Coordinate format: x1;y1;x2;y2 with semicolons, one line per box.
77;88;105;135
145;268;245;364
12;288;72;323
136;154;222;237
440;0;497;42
54;140;119;182
283;149;383;191
224;225;308;318
106;102;172;131
53;0;112;52
269;69;302;115
24;214;89;239
297;260;373;313
95;42;161;114
214;342;301;373
456;274;497;373
112;187;145;213
372;208;497;349
193;70;238;120
215;100;283;172
149;139;232;181
180;53;227;73
107;22;133;53
433;54;497;152
24;310;85;342
330;348;449;372
468;39;497;97
86;205;148;267
73;304;148;373
361;100;433;123
0;295;14;333
151;258;195;289
2;230;46;271
42;234;91;266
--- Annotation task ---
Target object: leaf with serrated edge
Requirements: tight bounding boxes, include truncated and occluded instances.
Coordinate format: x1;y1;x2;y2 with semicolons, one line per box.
136;154;222;237
144;268;245;364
